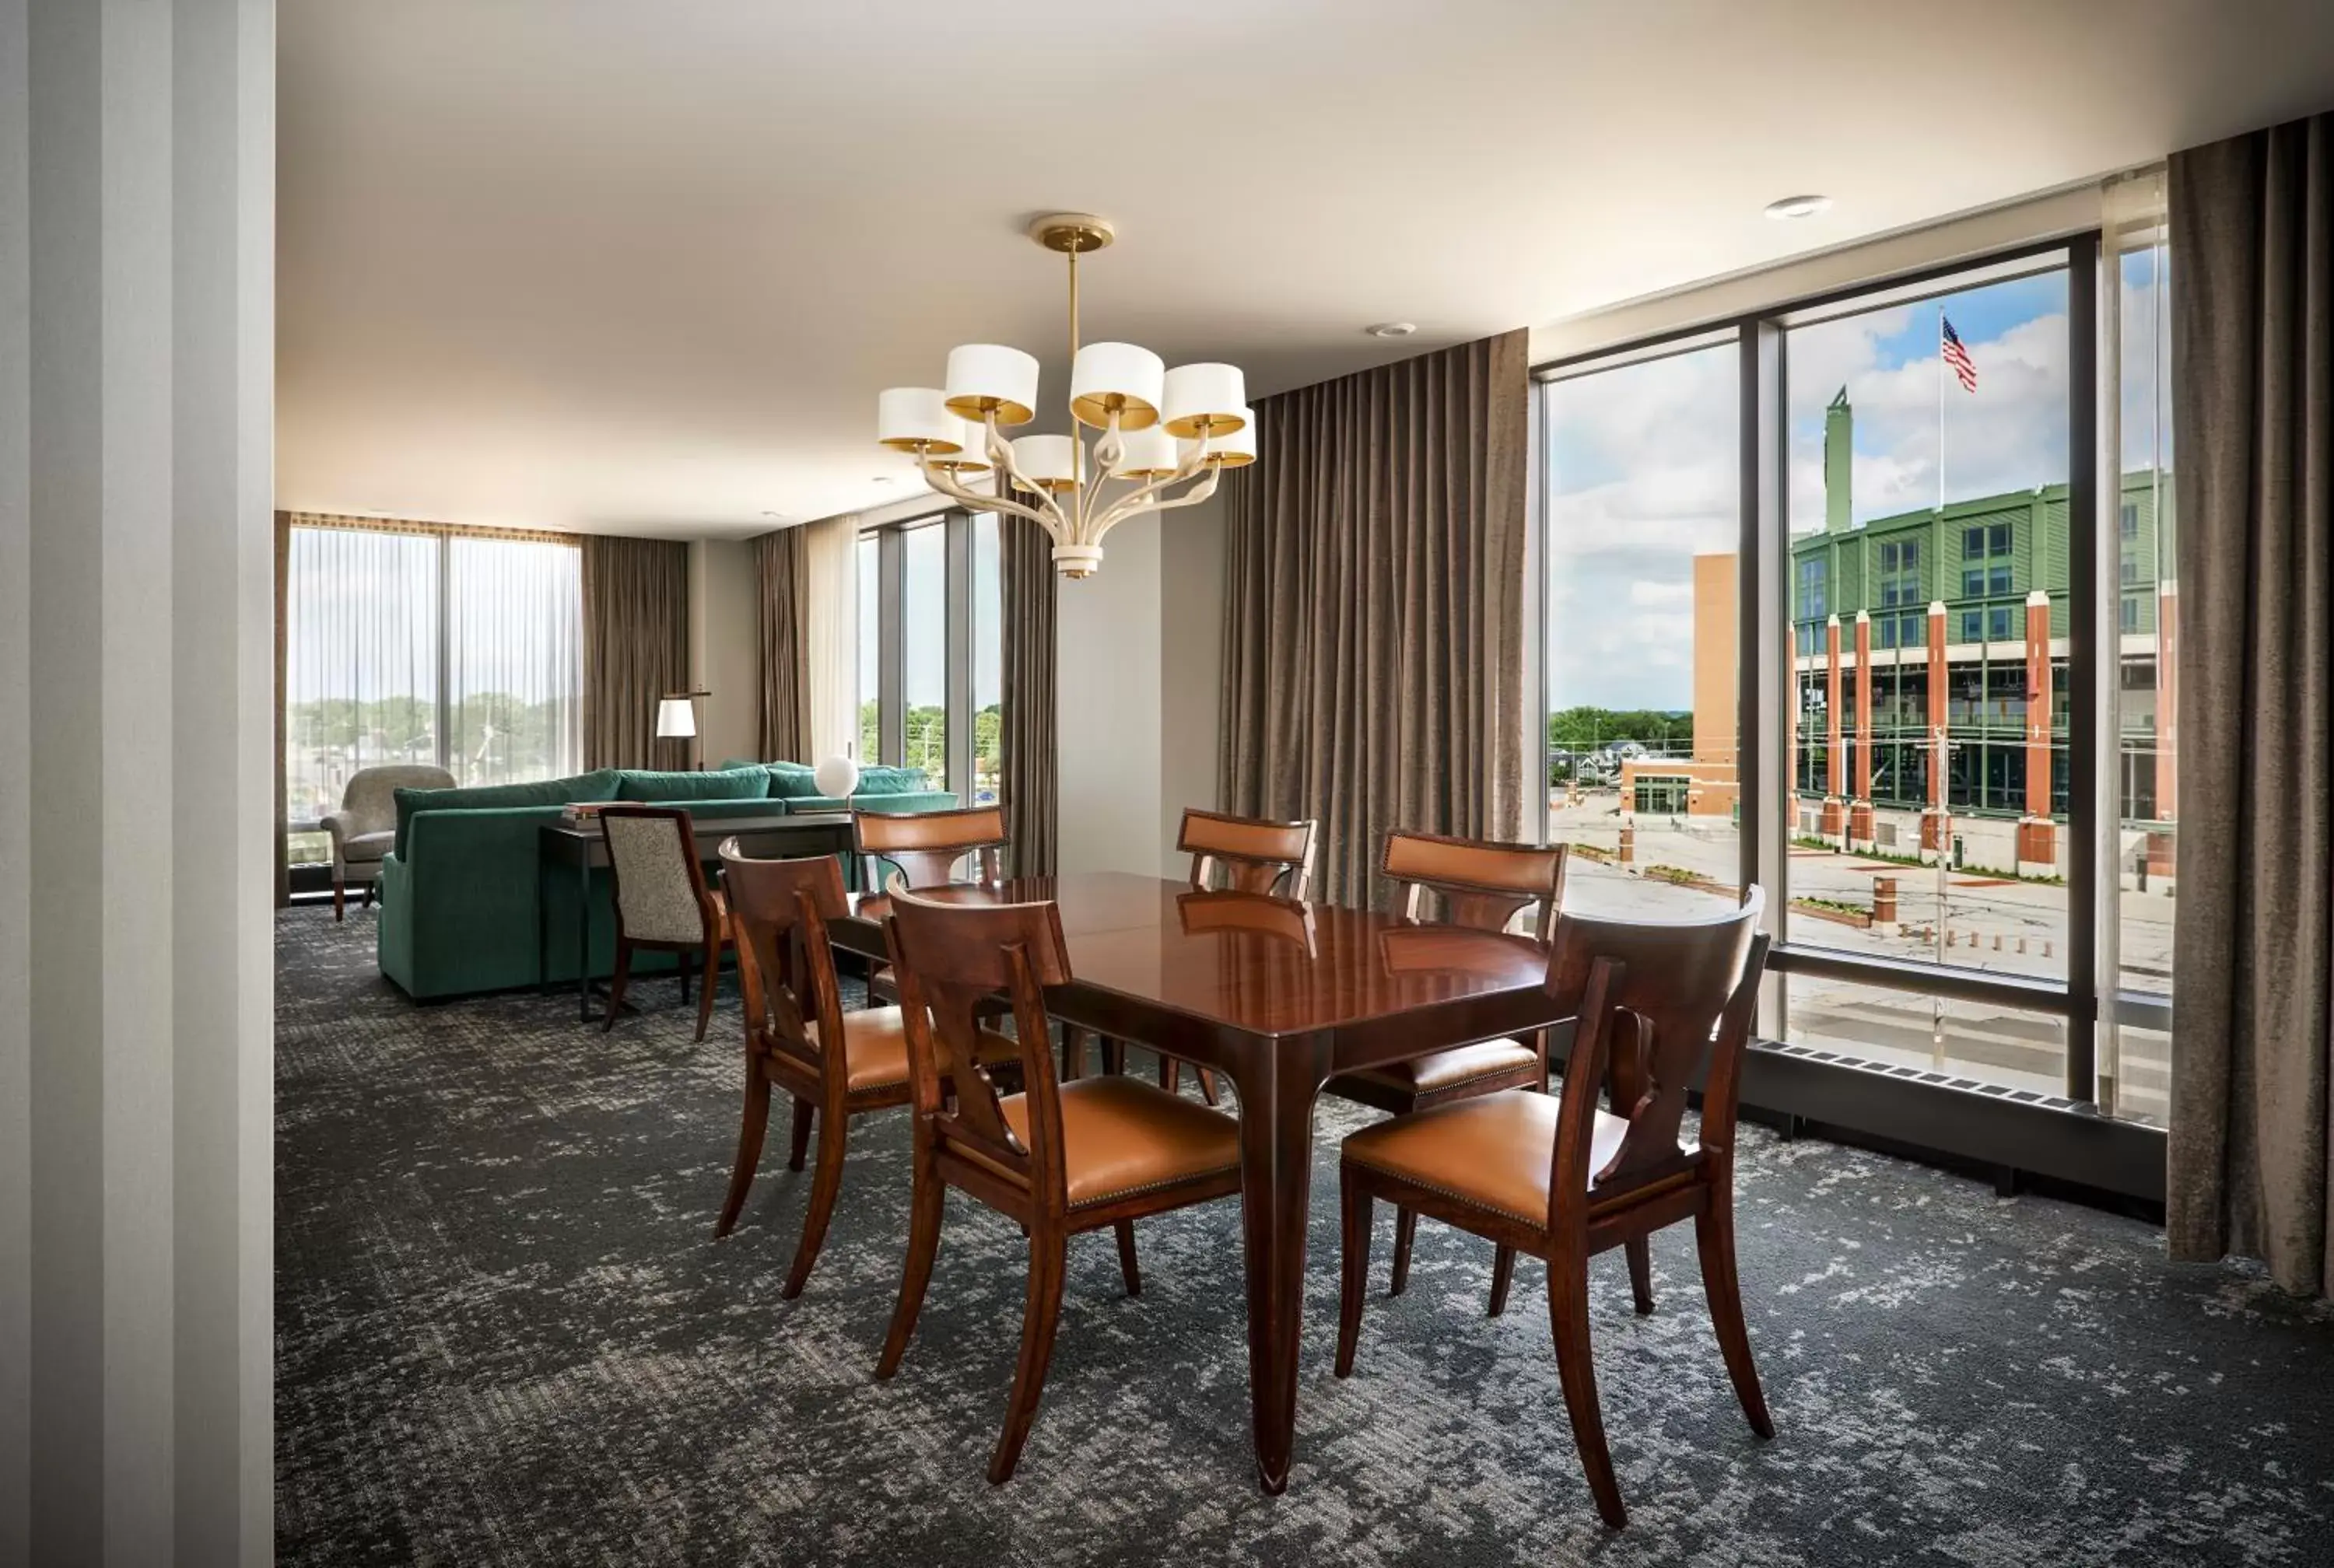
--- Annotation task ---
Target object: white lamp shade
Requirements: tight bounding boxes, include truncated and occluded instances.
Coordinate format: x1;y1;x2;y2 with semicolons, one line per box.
877;387;965;453
944;344;1040;427
930;416;991;473
813;754;860;799
1069;341;1165;430
1010;433;1083;492
1183;408;1257;468
654;697;697;739
1161;362;1248;438
1113;426;1181;478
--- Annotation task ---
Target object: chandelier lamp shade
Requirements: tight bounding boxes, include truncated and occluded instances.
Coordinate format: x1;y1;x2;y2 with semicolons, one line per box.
875;212;1258;579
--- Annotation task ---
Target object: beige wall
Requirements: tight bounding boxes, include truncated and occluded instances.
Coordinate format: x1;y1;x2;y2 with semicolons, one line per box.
1159;492;1226;874
1057;510;1165;875
688;537;762;765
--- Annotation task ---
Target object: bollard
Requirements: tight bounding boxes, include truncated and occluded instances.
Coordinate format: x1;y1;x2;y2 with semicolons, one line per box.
1618;825;1635;865
1872;877;1898;925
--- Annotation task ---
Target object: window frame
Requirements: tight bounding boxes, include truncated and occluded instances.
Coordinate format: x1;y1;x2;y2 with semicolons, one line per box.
857;507;983;796
1528;230;2150;1125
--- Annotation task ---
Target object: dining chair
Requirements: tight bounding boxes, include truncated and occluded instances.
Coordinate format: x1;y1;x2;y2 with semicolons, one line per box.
1152;807;1320;1101
713;841;1019;1296
1333;888;1772;1530
853;805;1008;1005
874;880;1243;1485
598;805;734;1042
1324;831;1569;1305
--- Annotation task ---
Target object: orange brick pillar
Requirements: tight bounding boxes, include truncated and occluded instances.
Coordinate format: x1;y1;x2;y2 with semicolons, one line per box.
1849;611;1875;846
2017;590;2055;873
1922;600;1948;857
1821;614;1845;839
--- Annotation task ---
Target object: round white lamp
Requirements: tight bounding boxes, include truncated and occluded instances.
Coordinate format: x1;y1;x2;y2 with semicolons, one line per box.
877;387;965;453
1010;434;1083;493
814;753;860;800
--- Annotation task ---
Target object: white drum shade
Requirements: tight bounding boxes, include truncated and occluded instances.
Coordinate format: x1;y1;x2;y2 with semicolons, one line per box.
1113;426;1180;478
944;344;1040;426
1069;341;1165;429
1010;434;1082;492
1161;362;1247;438
930;417;991;473
654;697;697;739
877;387;965;453
1183;409;1256;468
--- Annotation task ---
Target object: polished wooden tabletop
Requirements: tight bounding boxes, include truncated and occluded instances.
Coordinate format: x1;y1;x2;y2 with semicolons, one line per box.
846;870;1548;1038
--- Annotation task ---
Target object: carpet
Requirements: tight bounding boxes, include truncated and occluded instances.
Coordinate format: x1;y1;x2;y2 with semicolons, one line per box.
275;908;2334;1566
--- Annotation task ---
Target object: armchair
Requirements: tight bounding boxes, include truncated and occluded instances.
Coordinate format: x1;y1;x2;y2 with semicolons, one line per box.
324;765;454;920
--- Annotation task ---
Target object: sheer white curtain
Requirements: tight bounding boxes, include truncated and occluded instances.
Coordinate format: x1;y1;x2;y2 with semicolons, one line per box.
447;535;584;786
804;513;862;765
283;527;440;824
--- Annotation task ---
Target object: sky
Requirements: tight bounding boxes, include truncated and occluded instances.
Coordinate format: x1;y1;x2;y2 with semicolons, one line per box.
1545;248;2169;715
859;512;1001;710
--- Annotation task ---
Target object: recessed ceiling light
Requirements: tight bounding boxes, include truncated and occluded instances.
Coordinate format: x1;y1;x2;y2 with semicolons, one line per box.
1365;321;1417;338
760;509;786;520
1765;194;1831;220
871;475;896;485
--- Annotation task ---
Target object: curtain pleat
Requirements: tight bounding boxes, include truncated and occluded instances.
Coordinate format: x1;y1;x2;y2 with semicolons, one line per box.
582;535;690;771
803;514;861;765
1001;513;1058;876
754;527;811;762
1218;331;1528;907
446;535;584;785
2168;111;2334;1297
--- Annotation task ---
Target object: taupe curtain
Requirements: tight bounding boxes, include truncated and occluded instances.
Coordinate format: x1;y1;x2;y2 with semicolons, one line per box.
1219;329;1530;907
754;527;811;762
581;534;689;770
1001;513;1058;876
2168;111;2334;1297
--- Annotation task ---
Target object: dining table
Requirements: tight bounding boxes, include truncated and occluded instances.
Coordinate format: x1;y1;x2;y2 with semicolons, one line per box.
828;869;1561;1495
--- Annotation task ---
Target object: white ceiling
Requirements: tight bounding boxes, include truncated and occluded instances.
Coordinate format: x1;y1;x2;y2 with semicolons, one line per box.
278;0;2334;540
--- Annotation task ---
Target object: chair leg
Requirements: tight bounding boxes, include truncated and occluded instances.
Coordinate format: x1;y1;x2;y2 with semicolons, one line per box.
1113;1220;1141;1297
1099;1038;1124;1075
1624;1236;1656;1316
333;877;345;922
1548;1244;1627;1529
987;1231;1067;1485
693;943;720;1042
715;1058;770;1238
876;1149;945;1380
781;1108;849;1299
1158;1055;1181;1095
1390;1206;1418;1296
602;942;633;1033
1489;1244;1516;1317
678;957;690;1004
1334;1166;1374;1377
1060;1026;1087;1082
1696;1199;1774;1438
787;1096;813;1171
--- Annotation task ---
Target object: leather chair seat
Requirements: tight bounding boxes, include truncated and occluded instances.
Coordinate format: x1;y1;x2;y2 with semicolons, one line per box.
1341;1089;1631;1229
1335;1037;1538;1098
806;1005;1016;1097
1001;1075;1240;1210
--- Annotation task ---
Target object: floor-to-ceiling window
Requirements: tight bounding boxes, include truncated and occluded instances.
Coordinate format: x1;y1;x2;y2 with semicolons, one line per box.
857;509;991;801
282;516;582;859
1533;212;2170;1174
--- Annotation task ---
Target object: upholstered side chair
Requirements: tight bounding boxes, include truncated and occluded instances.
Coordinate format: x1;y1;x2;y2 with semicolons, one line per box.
323;763;451;920
598;805;734;1042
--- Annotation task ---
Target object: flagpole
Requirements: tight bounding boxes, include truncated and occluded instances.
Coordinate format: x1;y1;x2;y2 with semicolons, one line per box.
1936;302;1947;516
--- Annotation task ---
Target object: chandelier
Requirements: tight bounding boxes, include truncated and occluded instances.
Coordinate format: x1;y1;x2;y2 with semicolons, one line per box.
875;212;1256;579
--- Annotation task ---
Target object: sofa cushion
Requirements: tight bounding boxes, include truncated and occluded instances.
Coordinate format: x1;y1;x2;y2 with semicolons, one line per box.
855;765;937;796
762;761;823;800
615;766;773;803
392;768;622;858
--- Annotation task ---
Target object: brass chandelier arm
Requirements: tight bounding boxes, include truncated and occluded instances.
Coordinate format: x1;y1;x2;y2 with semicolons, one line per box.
1092;459;1220;544
913;447;1064;534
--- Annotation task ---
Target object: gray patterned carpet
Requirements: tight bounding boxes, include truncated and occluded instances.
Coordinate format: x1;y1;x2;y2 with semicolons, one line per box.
276;907;2334;1566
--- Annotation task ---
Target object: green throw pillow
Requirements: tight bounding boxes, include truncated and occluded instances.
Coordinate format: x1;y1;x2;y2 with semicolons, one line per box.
762;761;823;800
854;765;935;796
615;766;773;803
392;768;622;858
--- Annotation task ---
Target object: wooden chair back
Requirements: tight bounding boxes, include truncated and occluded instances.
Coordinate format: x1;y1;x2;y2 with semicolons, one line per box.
716;842;851;1077
855;805;1007;890
1178;807;1318;898
1383;831;1569;943
881;880;1074;1207
599;805;717;945
1542;887;1770;1211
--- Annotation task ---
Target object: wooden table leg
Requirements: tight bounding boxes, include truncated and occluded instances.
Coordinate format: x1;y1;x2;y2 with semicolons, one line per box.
1231;1033;1329;1495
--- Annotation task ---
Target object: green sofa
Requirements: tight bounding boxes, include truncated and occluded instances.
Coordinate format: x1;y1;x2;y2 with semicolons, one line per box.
375;763;956;1001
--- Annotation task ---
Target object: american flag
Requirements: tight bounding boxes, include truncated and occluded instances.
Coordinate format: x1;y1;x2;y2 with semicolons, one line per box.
1940;315;1978;393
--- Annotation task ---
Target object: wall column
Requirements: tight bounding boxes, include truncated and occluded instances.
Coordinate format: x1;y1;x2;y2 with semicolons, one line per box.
2017;589;2056;873
1849;610;1874;847
1821;613;1845;840
2152;579;2178;872
1922;599;1949;858
9;1;276;1560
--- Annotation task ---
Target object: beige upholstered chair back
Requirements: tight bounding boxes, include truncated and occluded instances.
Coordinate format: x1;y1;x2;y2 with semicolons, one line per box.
340;765;454;834
601;810;711;945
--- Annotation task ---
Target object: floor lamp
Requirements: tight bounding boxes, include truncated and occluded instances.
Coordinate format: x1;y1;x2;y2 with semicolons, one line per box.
656;690;709;771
